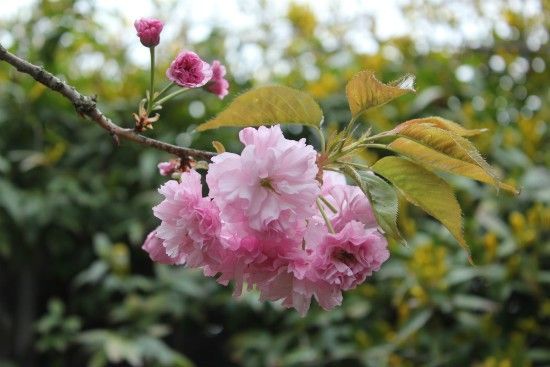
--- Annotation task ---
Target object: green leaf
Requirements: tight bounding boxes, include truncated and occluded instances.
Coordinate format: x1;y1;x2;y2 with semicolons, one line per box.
343;166;405;245
394;309;433;345
388;138;518;194
196;86;323;131
345;70;415;118
371;156;471;261
452;294;497;312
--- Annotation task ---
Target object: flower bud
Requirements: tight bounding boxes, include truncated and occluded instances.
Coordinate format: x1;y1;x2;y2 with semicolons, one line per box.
205;60;229;99
157;160;178;176
134;18;164;47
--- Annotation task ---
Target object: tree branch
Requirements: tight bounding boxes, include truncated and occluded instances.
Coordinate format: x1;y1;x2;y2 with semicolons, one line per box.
0;43;216;162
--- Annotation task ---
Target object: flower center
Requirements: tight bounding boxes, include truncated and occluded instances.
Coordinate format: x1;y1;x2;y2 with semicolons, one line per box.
260;177;277;192
332;249;356;266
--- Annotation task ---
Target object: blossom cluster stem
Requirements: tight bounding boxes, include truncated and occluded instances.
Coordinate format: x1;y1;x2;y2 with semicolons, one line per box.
155;82;175;101
146;46;155;115
154;87;188;106
317;197;336;234
319;195;337;214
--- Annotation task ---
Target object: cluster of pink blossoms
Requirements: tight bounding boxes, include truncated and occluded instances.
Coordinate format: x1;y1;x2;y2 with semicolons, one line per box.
142;125;389;315
134;17;229;99
166;52;229;99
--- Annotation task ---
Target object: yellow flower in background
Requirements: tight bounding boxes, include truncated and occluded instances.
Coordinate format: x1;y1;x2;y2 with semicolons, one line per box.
409;242;448;289
287;2;317;37
307;73;339;99
484;232;498;262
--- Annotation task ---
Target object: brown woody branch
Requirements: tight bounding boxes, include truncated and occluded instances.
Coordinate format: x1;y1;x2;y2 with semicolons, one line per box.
0;43;216;162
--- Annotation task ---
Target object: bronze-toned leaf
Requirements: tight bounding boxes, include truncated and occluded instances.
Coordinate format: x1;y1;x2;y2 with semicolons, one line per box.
389;138;518;194
345;70;415;118
392;121;499;186
399;116;488;137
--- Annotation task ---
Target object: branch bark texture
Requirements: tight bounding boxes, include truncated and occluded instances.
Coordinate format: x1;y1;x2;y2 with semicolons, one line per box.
0;43;216;161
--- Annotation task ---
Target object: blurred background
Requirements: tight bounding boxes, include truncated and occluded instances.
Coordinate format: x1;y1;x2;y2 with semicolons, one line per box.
0;0;548;366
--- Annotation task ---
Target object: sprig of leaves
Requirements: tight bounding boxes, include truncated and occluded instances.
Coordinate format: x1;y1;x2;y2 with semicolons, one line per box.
197;69;518;261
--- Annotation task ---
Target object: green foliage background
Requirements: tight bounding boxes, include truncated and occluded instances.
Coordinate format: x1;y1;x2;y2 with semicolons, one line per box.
0;1;548;366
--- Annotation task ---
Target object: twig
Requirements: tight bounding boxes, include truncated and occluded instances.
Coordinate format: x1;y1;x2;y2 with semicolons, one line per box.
0;43;216;161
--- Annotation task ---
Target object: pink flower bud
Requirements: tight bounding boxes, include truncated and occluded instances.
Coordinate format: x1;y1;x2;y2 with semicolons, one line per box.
166;51;213;88
134;18;164;47
211;60;226;80
157;161;177;176
206;78;229;99
205;60;229;99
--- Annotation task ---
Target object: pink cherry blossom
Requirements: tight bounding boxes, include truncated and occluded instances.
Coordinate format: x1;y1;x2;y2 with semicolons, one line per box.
326;184;378;231
206;125;320;232
152;170;222;268
214;221;303;296
142;127;392;315
311;220;389;291
134;18;164;47
257;252;344;315
166;51;212;88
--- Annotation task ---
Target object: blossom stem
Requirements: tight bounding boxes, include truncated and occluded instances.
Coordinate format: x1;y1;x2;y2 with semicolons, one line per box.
147;47;155;115
154;88;188;106
364;143;389;150
154;82;175;101
319;195;338;214
343;114;360;138
337;161;371;170
363;130;396;141
317;198;336;234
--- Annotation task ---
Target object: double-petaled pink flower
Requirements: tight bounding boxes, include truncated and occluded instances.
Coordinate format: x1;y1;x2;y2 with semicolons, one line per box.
311;220;389;290
166;51;213;88
134;18;164;47
206;125;320;232
143;170;222;269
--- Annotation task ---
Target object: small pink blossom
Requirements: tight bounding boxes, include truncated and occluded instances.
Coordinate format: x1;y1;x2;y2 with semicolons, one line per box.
157;160;177;176
206;78;229;99
134;18;164;47
211;60;226;80
206;125;320;232
166;51;212;88
205;60;229;99
311;220;389;290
